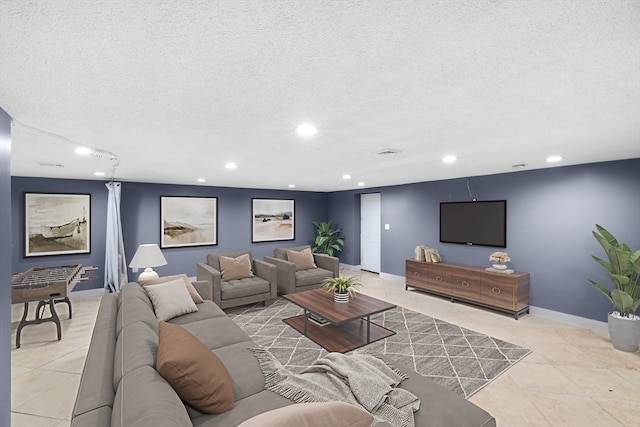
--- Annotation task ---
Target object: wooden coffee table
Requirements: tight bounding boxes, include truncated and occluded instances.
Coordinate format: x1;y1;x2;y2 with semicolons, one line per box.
282;288;396;353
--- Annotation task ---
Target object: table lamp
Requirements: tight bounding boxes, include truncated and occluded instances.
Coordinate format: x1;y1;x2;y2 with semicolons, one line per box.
129;244;167;281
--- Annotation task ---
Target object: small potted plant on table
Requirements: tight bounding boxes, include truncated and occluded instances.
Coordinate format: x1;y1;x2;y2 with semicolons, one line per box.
322;275;362;303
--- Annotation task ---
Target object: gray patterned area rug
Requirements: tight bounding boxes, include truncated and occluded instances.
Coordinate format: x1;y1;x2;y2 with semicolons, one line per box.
225;298;531;398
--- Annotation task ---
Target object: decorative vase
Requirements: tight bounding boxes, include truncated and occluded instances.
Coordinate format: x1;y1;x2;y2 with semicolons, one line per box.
608;312;640;352
334;291;350;303
492;263;508;270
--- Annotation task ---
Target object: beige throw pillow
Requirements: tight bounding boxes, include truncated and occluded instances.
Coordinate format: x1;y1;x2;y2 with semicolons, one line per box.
237;402;374;427
156;321;235;414
139;274;204;304
219;254;254;281
286;248;317;271
144;279;198;321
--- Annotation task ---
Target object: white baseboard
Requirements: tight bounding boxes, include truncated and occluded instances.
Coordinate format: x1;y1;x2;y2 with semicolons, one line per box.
344;264;608;335
529;306;608;335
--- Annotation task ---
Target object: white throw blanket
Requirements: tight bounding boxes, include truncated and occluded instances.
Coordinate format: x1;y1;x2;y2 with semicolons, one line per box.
252;348;420;427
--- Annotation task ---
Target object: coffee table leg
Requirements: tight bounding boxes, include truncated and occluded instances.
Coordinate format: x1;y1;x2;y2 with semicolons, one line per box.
366;315;371;343
303;308;308;336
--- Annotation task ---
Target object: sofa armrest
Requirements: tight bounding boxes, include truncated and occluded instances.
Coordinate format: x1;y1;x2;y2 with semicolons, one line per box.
191;280;213;302
196;262;222;306
254;259;278;300
264;256;296;295
313;253;339;278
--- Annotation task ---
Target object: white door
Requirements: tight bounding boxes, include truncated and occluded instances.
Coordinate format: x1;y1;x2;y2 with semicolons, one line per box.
360;193;381;272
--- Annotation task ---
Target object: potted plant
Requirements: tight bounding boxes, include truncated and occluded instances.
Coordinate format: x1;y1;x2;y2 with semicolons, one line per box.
312;221;345;256
588;224;640;352
322;275;361;303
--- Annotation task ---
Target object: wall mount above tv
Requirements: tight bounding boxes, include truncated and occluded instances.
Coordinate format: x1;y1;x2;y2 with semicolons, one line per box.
440;200;507;248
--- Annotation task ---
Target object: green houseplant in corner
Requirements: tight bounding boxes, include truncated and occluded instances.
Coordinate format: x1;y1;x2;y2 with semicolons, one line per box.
589;224;640;352
312;221;345;257
322;275;361;303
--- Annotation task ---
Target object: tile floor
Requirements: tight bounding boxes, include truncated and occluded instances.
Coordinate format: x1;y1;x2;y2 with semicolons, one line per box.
10;270;640;427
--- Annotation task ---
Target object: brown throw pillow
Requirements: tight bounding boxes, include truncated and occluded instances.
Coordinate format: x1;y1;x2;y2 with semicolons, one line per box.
156;321;235;414
237;402;374;427
219;254;254;281
139;274;204;304
286;248;317;271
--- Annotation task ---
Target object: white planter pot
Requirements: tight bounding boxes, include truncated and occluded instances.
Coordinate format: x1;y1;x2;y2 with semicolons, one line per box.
608;312;640;352
334;292;350;303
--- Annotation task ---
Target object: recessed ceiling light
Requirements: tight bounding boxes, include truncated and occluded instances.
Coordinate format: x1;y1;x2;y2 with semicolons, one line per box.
342;174;351;180
546;155;562;163
296;123;317;137
94;171;105;177
442;155;457;163
197;178;206;183
75;147;93;156
288;184;295;188
357;182;365;187
225;162;237;169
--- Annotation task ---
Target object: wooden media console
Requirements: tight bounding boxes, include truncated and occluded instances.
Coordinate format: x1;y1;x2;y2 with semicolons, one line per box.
405;259;530;319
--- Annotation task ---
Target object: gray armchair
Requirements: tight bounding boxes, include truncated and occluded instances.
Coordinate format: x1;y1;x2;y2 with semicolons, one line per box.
196;250;277;309
264;245;339;295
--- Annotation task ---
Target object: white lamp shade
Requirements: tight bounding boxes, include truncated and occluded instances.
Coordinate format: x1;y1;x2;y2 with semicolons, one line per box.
129;244;167;270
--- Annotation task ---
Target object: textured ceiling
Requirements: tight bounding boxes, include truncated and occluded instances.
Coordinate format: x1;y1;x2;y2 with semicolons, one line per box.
1;0;639;191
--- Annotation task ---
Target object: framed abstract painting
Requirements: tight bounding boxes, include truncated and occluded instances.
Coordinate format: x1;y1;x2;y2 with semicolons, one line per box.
24;192;91;257
252;198;295;242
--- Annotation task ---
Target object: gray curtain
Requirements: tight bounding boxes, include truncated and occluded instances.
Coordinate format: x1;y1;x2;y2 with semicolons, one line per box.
104;181;128;292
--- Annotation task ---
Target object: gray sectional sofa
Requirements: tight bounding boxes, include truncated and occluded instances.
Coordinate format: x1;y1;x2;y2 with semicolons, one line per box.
71;280;496;427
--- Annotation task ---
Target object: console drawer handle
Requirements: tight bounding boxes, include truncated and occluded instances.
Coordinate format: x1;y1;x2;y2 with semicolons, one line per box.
461;281;470;288
413;272;420;278
436;276;443;282
491;287;501;294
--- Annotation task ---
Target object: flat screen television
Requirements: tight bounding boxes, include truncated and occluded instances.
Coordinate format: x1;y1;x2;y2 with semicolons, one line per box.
440;200;507;248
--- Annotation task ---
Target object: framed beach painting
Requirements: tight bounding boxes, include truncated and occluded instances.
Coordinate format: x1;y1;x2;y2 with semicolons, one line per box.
24;192;91;257
161;196;217;248
252;198;295;243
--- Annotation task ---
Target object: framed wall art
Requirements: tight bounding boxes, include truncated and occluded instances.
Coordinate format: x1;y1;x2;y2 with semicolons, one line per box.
161;196;217;248
252;198;295;243
24;192;91;257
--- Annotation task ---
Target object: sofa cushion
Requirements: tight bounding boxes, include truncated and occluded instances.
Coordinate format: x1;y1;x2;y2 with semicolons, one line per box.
219;254;254;281
139;274;204;304
145;279;199;321
286;247;317;271
113;321;158;392
221;277;270;300
237;402;374;427
112;366;192;427
181;317;252;350
117;282;153;311
294;268;334;288
168;300;228;325
156;321;235;414
116;289;158;338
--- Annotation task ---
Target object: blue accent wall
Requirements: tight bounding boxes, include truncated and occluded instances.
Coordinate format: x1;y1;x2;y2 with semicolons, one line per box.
11;178;327;288
0;107;11;427
120;182;328;278
329;159;640;322
11;178;109;291
10;159;639;324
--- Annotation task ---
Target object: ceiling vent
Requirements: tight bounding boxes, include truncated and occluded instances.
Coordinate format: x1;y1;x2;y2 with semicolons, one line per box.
375;148;402;156
38;161;64;168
